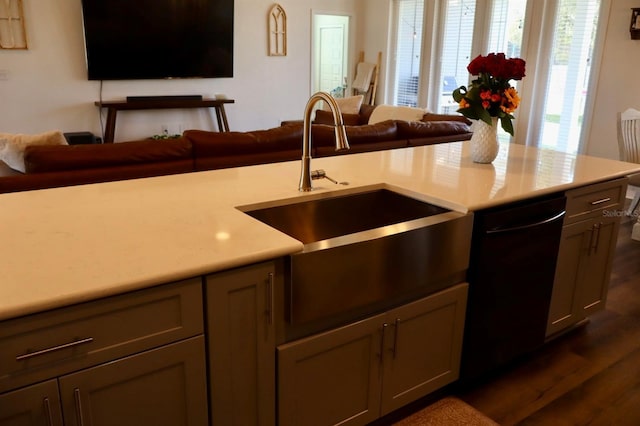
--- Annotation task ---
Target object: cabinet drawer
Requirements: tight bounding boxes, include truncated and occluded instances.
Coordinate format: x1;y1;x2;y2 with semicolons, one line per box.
0;278;203;393
565;178;627;224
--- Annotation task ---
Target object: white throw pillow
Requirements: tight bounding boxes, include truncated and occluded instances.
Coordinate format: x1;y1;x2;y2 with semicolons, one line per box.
368;105;428;124
0;130;68;172
323;95;364;115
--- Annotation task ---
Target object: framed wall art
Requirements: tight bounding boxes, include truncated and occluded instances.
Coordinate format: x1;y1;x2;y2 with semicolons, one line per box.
268;4;286;56
0;0;27;49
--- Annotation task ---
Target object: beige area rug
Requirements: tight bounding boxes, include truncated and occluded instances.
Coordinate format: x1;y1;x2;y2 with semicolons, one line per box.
393;397;499;426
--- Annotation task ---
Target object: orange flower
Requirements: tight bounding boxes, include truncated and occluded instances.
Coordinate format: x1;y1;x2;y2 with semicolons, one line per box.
501;87;520;114
459;98;470;109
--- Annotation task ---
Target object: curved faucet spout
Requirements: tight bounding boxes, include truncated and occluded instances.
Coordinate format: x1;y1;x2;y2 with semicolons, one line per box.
299;92;350;191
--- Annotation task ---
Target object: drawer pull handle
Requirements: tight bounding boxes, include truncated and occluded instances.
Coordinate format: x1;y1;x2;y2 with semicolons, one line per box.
590;197;611;206
16;337;94;361
74;388;85;426
392;318;400;359
43;397;54;426
379;323;388;368
486;211;565;234
592;222;602;254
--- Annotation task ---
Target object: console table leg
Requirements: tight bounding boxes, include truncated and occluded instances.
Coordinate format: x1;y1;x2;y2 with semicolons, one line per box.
104;108;117;143
219;105;230;132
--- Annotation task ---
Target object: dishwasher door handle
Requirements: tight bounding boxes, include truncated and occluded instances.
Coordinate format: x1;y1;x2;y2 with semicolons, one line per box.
486;211;566;234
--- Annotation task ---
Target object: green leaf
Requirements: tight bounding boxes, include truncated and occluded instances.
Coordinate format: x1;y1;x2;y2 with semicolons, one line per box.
456;106;479;120
500;116;514;136
452;86;467;102
476;108;492;125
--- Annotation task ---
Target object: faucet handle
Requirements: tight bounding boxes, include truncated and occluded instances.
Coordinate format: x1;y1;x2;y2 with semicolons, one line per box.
311;169;338;184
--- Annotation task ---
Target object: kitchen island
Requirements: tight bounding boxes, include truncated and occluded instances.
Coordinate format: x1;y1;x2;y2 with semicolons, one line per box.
1;140;639;425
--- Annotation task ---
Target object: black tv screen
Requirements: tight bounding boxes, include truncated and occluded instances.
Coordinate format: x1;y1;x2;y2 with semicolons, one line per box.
80;0;234;80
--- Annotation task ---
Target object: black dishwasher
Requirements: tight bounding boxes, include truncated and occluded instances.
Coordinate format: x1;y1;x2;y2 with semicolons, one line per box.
461;194;566;382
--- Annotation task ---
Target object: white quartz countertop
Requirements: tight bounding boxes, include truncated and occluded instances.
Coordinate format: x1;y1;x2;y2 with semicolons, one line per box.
2;141;639;321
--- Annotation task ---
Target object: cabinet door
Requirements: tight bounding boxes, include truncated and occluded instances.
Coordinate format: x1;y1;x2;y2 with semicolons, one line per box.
547;217;620;337
547;219;593;336
58;336;207;426
206;261;276;426
579;217;619;316
380;283;467;415
277;314;385;426
0;380;63;426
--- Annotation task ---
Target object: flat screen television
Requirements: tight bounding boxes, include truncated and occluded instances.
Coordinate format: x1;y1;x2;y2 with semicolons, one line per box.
80;0;234;80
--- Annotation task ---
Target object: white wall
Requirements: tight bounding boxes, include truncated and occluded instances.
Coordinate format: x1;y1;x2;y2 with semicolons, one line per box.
360;0;391;103
0;0;360;141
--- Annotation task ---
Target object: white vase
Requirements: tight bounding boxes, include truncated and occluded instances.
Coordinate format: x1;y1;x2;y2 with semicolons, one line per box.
470;118;499;164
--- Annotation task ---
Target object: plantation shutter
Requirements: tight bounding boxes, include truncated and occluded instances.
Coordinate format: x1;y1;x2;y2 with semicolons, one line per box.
437;0;477;114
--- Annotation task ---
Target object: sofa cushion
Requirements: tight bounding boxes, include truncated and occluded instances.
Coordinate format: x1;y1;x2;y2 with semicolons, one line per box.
251;124;304;150
359;104;377;124
368;105;427;124
185;125;304;171
312;120;399;148
0;163;197;194
396;120;471;139
314;110;362;126
186;125;303;155
315;140;408;158
24;138;193;173
422;112;471;125
323;95;363;115
0;130;68;173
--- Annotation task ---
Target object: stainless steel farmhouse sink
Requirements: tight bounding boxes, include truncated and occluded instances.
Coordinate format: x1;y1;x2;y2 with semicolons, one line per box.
240;188;473;326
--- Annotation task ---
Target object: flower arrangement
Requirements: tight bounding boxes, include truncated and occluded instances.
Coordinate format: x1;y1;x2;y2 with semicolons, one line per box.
452;53;526;135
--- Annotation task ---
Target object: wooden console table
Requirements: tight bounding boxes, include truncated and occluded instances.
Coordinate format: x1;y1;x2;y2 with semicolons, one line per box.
95;98;235;143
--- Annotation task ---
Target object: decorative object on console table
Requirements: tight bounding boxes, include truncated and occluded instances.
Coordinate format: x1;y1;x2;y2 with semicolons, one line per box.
268;4;286;56
469;117;500;164
64;132;101;145
453;52;526;163
630;8;640;40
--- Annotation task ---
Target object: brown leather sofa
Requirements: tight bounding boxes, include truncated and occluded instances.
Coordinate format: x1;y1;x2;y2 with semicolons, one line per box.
0;118;471;194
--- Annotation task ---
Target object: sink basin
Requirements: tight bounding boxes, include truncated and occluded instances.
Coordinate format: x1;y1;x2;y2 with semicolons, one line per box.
245;188;452;244
242;188;473;327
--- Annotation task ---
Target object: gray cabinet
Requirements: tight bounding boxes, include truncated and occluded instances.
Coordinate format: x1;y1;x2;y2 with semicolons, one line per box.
205;261;277;426
277;283;468;426
547;179;626;337
59;336;207;426
0;278;208;426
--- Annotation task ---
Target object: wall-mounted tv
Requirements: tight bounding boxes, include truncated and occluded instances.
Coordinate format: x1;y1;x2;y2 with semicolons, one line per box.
80;0;234;80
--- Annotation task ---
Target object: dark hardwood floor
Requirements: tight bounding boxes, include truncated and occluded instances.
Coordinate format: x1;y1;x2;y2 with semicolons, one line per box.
454;214;640;425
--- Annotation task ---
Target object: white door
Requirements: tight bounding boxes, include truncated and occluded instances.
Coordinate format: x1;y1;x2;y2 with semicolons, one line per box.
312;13;350;97
319;26;345;95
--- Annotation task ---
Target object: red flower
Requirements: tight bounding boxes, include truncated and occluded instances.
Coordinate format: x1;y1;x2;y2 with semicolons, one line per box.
480;90;492;100
466;53;526;81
